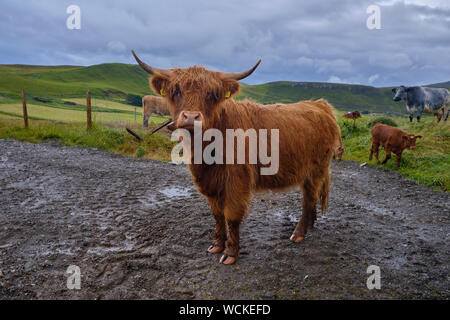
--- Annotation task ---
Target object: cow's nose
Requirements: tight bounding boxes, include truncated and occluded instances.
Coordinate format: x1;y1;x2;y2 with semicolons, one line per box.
181;111;202;127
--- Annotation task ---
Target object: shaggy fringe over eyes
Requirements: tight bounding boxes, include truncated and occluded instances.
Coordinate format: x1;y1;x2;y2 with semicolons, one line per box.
164;66;238;102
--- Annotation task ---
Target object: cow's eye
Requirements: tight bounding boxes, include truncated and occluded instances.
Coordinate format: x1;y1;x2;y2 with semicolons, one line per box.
206;91;219;104
171;85;182;101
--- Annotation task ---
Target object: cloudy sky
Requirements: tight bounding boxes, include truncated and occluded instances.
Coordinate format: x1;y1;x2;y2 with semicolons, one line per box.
1;0;449;86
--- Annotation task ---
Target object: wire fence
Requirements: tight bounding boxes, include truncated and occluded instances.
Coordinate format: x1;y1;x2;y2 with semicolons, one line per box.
2;90;170;131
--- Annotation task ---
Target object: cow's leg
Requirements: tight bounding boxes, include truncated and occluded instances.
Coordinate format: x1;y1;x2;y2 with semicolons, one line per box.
219;167;251;265
291;177;320;243
311;166;331;230
220;204;247;265
369;141;379;161
409;114;413;123
445;109;450;121
371;142;380;162
416;110;422;123
395;152;402;168
207;196;226;254
382;149;391;164
143;112;150;127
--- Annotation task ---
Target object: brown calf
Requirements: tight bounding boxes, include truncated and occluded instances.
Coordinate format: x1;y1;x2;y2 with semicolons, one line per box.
369;123;422;168
132;51;341;265
142;95;170;127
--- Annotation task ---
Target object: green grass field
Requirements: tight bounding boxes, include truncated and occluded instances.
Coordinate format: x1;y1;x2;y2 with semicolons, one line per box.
0;96;169;125
338;113;449;191
0;111;448;191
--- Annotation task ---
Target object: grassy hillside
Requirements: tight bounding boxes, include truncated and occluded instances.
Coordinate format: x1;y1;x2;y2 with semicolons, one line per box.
238;82;401;113
0;63;150;99
1;63;449;114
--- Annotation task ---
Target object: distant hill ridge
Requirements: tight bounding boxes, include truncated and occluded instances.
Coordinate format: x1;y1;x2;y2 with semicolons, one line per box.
0;63;448;114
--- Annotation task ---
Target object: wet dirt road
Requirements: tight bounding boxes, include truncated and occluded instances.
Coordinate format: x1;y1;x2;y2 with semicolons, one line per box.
0;139;448;299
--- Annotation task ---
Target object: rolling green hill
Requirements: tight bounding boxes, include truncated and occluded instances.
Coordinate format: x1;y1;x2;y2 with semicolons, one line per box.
238;82;401;113
0;63;448;114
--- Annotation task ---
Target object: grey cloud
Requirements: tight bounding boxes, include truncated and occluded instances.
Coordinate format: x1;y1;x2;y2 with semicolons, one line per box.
0;0;448;86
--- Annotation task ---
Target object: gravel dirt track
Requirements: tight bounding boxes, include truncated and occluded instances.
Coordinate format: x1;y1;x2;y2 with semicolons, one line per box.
0;138;448;299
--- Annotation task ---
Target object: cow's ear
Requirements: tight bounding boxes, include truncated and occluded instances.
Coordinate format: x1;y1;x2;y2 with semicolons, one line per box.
392;88;396;93
416;135;422;139
222;79;240;98
150;75;169;97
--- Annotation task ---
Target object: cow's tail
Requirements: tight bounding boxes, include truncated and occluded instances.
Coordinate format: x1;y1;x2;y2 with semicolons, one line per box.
319;169;330;213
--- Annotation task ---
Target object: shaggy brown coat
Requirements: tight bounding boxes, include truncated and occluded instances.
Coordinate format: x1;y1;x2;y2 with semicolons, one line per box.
142;95;170;127
134;56;341;265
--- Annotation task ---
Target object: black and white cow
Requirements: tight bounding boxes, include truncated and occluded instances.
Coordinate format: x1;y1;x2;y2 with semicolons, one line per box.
392;86;450;123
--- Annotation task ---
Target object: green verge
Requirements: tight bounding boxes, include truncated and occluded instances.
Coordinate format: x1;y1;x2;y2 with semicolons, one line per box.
338;113;450;191
0;112;448;191
0;119;176;162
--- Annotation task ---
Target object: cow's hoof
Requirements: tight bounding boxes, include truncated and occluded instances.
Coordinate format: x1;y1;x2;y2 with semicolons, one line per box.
207;245;224;254
219;254;236;265
290;234;304;243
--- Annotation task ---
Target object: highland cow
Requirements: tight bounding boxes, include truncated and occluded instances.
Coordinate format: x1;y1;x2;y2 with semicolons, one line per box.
132;50;341;265
142;95;170;127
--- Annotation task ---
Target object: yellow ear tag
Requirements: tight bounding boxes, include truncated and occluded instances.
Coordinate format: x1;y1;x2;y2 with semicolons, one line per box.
160;88;166;96
225;91;231;98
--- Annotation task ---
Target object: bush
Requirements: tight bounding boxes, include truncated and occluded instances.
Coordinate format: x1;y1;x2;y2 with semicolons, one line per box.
125;94;142;107
367;117;398;128
136;146;146;158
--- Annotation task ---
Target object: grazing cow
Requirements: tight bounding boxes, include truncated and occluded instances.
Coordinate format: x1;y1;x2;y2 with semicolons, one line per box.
142;95;170;127
392;86;450;123
369;123;422;168
343;110;361;128
333;135;345;160
343;111;361;120
132;50;342;265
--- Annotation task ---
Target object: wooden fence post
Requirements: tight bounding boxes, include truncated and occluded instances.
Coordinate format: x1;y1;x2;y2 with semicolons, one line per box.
86;90;92;130
21;90;28;128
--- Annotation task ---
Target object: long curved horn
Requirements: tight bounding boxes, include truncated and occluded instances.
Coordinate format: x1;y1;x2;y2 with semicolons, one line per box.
219;59;261;81
131;50;173;77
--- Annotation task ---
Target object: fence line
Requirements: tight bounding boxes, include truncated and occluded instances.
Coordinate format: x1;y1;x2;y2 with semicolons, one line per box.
12;91;169;130
86;90;92;130
21;90;28;128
